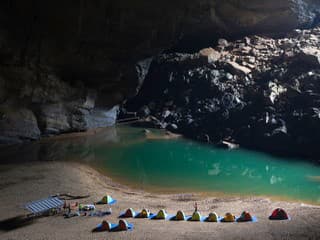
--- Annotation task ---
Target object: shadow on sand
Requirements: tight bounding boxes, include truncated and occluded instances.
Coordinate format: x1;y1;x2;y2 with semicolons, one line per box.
0;215;36;231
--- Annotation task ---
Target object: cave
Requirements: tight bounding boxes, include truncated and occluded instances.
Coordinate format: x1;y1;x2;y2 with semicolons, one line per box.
1;1;320;239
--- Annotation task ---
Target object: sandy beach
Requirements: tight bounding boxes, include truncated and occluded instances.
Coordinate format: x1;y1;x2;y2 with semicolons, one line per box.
0;161;319;240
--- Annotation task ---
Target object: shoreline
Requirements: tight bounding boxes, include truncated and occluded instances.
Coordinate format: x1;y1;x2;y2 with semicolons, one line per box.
90;163;320;207
1;161;320;240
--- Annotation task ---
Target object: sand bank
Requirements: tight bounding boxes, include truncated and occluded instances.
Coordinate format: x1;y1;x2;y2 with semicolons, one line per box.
0;162;319;240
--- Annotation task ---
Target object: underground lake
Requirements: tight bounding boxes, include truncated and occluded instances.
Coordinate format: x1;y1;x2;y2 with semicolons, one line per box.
1;126;319;205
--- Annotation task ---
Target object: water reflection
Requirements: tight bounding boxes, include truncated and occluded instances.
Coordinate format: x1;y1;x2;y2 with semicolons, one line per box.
0;127;119;163
0;126;319;204
93;136;320;204
208;163;221;176
270;175;283;185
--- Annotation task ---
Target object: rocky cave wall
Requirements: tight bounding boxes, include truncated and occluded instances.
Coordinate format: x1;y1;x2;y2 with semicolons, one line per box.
0;0;320;144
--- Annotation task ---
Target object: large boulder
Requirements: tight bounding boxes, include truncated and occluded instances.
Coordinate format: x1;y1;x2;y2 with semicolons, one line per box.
0;107;40;143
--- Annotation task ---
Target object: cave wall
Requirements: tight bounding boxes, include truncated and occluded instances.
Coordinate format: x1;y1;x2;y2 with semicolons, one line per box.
1;1;320;89
0;0;320;143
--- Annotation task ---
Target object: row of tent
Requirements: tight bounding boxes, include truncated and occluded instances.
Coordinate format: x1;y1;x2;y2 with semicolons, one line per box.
92;208;290;233
119;208;290;222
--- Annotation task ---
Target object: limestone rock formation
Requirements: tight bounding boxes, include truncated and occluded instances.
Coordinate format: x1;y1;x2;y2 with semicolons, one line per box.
125;27;320;162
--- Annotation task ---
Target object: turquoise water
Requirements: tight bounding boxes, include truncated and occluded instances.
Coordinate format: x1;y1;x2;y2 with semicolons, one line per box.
91;127;320;204
2;126;319;204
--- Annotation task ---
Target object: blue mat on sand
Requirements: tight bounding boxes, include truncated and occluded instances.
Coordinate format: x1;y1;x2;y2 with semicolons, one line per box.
96;199;117;205
151;214;175;220
169;215;192;221
135;213;156;219
119;211;139;218
94;222;133;232
203;216;224;222
220;216;238;223
186;216;207;222
220;216;258;223
119;210;156;219
236;216;258;223
109;199;117;205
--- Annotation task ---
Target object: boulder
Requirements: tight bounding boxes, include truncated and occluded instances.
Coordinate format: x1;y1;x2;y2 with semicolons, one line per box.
218;39;229;48
0;107;40;143
225;61;252;75
268;81;287;104
298;47;320;66
199;48;221;63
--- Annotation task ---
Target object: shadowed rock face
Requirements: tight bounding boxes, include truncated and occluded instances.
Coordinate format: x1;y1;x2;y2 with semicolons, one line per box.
124;27;320;162
0;0;320;143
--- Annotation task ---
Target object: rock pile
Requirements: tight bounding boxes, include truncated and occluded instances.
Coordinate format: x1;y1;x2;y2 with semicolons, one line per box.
124;27;320;161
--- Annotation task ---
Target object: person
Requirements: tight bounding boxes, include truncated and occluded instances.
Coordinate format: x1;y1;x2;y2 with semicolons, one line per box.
67;203;71;214
194;202;198;212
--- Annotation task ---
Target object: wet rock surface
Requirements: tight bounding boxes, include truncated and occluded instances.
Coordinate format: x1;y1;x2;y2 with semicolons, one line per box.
124;27;320;162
